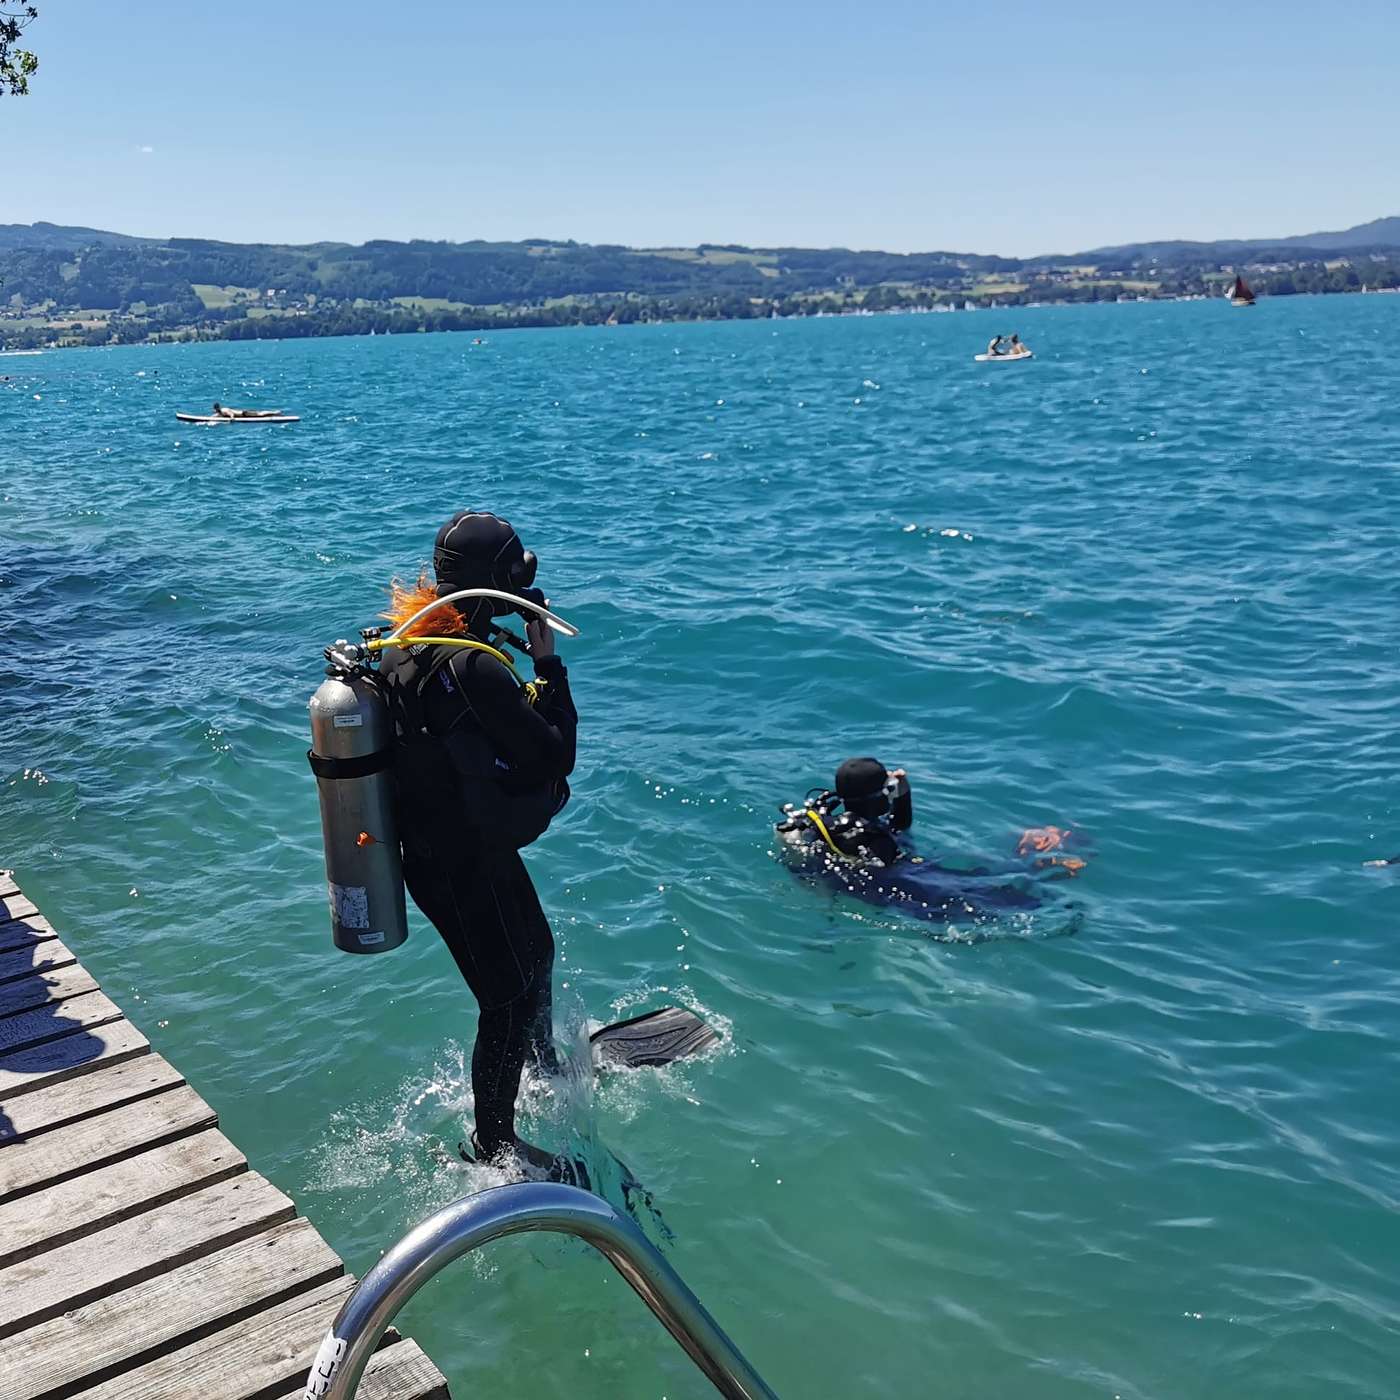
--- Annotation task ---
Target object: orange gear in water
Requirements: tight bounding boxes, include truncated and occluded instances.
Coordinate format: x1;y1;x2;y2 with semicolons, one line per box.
382;571;468;640
1017;825;1068;856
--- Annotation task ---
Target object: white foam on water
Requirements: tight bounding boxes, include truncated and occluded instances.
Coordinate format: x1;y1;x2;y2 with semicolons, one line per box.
307;990;728;1251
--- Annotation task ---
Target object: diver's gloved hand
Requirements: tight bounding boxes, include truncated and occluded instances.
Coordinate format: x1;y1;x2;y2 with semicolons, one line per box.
888;769;913;831
526;602;557;666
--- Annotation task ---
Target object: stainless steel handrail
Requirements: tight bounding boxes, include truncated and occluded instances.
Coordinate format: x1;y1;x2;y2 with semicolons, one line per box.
301;1181;779;1400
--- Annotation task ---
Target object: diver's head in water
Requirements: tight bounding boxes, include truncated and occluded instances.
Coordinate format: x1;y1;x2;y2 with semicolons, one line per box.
836;756;913;832
836;757;892;819
432;510;540;632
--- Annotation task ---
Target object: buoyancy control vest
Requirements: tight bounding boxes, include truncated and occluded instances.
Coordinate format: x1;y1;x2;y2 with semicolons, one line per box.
776;796;901;868
380;642;569;855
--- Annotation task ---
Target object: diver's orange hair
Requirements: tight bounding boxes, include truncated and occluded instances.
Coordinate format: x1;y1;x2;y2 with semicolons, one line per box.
382;572;467;639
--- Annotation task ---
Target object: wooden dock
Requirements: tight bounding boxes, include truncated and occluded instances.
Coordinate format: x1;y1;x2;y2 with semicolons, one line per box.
0;870;452;1400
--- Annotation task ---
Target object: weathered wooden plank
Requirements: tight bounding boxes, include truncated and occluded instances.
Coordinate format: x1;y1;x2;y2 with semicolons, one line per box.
0;1081;216;1201
0;869;452;1397
0;1127;245;1268
0;1013;148;1099
0;1216;344;1400
0;1171;296;1340
0;937;75;987
0;961;99;1020
66;1272;357;1400
0;986;125;1058
272;1340;451;1400
0;911;58;955
355;1342;452;1400
0;1051;183;1147
0;893;38;924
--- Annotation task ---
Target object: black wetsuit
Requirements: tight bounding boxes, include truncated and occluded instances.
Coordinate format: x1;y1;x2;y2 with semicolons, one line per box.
380;637;577;1155
775;785;1049;924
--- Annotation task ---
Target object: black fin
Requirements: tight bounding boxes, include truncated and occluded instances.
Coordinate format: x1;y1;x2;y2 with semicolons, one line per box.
590;1006;719;1070
458;1134;590;1188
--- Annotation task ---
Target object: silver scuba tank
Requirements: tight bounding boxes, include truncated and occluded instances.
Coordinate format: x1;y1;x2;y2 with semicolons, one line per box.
308;647;408;954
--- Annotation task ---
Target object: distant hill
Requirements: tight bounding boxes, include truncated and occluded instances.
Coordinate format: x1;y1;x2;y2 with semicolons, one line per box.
1069;216;1400;268
0;221;151;252
1274;216;1400;251
3;215;1399;348
0;230;1000;313
4;214;1398;270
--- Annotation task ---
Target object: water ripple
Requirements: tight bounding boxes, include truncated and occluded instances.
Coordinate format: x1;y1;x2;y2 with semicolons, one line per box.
4;298;1400;1397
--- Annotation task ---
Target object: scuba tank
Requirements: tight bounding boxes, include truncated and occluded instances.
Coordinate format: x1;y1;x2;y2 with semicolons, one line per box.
308;642;408;954
307;590;580;955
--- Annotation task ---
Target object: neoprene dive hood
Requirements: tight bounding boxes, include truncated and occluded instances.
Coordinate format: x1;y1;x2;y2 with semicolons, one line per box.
836;757;891;817
433;511;541;621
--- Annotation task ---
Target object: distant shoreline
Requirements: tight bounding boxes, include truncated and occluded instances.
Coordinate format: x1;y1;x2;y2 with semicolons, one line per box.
5;214;1400;351
5;282;1398;355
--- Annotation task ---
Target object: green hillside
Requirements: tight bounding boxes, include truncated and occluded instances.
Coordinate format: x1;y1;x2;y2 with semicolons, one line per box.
3;217;1400;349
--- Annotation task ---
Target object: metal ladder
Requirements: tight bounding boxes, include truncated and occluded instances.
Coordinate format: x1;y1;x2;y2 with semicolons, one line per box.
302;1181;780;1400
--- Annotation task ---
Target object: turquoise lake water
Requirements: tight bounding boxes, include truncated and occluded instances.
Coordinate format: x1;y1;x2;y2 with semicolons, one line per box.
3;297;1399;1398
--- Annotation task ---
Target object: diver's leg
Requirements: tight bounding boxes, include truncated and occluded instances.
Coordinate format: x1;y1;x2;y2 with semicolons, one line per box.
481;849;559;1073
471;996;528;1156
404;852;543;1151
524;974;559;1074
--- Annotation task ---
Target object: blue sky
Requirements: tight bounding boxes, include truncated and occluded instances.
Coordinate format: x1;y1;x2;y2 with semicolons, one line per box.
6;0;1397;256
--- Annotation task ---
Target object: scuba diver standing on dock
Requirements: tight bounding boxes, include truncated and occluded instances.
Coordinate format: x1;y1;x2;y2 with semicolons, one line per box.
308;510;718;1184
378;511;580;1180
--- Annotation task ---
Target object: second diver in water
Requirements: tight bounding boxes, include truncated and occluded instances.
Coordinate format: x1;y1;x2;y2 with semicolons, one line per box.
775;756;1086;926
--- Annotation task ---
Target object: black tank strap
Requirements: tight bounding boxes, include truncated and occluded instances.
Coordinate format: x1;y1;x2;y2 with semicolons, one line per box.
307;748;393;780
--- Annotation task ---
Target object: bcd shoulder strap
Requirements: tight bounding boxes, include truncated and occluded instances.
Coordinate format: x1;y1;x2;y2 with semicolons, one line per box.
387;645;475;743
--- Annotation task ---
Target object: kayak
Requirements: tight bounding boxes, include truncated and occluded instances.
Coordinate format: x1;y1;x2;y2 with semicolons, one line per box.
974;350;1033;363
176;412;300;424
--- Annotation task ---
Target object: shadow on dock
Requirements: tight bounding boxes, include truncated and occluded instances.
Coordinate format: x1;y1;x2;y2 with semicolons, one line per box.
0;895;113;1147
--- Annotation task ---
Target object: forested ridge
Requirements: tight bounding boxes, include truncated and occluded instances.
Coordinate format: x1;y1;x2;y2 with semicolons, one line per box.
4;218;1399;348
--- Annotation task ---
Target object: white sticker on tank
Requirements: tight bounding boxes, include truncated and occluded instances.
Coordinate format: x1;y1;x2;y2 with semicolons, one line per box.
328;882;370;929
332;713;363;728
303;1330;347;1398
358;930;386;947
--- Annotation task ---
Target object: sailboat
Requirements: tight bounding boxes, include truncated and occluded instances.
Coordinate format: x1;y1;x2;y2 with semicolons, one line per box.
1227;274;1256;308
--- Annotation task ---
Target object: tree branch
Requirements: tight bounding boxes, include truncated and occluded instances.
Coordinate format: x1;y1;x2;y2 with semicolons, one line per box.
0;3;40;97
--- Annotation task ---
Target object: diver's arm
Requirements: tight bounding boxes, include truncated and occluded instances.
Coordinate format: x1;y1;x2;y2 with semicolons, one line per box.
863;829;901;867
450;649;578;780
888;772;912;832
522;613;579;763
530;655;579;760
